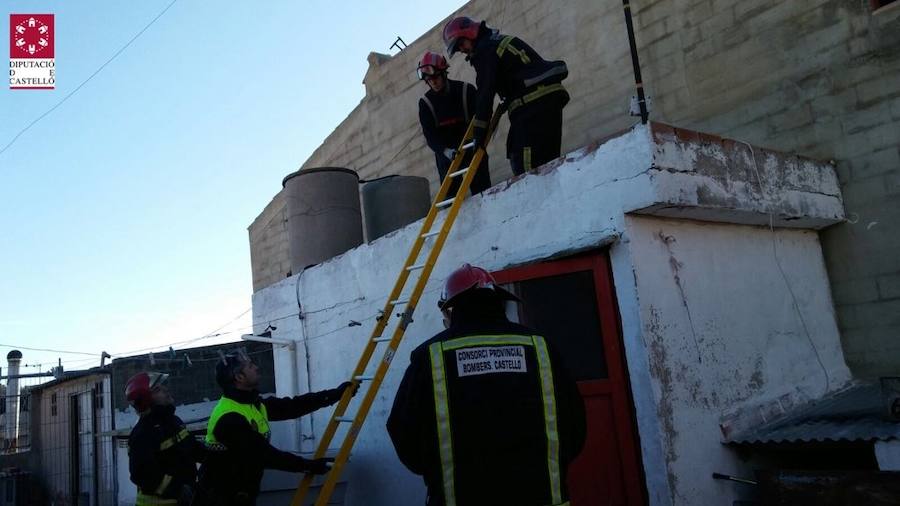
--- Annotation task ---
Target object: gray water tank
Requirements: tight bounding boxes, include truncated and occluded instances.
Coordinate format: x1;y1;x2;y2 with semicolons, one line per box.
362;176;431;241
282;167;363;272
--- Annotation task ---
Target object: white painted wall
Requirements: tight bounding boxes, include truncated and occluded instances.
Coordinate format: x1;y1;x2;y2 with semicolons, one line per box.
618;216;851;504
251;124;849;505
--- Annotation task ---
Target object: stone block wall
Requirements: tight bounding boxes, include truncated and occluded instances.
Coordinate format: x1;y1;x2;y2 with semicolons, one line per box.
249;194;291;292
630;0;900;376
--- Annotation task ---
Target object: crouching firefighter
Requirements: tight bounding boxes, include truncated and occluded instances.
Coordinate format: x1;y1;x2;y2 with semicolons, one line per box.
127;372;204;506
417;50;491;196
443;17;570;176
194;350;358;506
387;264;586;506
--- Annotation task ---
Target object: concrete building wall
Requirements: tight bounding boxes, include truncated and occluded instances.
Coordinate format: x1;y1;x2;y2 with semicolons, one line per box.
620;215;850;504
247;0;900;376
251;125;850;505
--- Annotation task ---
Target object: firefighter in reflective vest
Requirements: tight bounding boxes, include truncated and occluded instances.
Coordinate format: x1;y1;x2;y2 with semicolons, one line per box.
387;264;586;506
417;51;492;196
194;350;356;506
127;372;204;506
443;17;570;176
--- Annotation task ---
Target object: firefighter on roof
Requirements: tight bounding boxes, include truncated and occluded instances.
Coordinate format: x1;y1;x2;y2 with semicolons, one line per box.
417;50;492;196
443;17;570;176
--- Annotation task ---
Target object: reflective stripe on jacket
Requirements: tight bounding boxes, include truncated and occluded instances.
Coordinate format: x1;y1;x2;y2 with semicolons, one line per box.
388;314;586;506
429;334;564;506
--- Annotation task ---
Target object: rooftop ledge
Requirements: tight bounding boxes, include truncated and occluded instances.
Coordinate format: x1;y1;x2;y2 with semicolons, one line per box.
257;122;844;302
483;121;845;231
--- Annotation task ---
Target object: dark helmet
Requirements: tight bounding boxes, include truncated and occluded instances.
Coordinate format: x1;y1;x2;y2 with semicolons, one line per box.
442;16;480;56
215;350;249;390
438;263;519;309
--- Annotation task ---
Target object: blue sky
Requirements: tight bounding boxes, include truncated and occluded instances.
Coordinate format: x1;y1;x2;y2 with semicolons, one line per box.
0;0;464;373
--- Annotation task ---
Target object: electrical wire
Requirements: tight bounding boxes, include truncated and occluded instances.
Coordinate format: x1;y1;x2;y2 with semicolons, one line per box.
739;140;831;393
0;343;99;357
0;283;437;372
0;0;181;158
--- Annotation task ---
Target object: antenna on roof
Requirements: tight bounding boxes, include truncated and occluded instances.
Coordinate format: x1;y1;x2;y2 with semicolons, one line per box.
390;36;407;52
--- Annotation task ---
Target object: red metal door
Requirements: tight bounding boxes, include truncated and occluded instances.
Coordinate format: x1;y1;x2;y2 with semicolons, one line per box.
494;252;646;505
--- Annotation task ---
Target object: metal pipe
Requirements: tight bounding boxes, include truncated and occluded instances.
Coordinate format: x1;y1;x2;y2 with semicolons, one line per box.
712;472;758;486
240;334;295;348
622;0;649;124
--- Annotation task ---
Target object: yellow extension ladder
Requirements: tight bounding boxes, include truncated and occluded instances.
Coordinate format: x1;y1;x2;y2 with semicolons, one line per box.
291;107;505;506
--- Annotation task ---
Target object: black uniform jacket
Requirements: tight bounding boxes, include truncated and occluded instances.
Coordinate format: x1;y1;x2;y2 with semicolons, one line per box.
128;404;204;499
387;304;586;506
196;386;344;504
468;22;568;130
419;79;478;173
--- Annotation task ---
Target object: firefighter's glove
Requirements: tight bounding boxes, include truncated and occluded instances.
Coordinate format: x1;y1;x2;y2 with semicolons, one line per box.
300;457;335;475
323;381;358;406
442;148;457;162
337;380;359;399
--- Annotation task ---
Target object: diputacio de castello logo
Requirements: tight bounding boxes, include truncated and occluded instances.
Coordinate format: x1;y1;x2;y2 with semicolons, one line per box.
9;14;55;89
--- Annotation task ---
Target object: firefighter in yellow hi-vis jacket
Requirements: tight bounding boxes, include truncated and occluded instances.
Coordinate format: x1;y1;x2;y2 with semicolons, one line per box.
193;350;356;506
387;264;586;506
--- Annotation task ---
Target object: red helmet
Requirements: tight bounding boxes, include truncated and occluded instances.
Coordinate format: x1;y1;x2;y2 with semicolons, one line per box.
417;51;448;80
442;16;480;56
439;263;519;309
125;372;168;412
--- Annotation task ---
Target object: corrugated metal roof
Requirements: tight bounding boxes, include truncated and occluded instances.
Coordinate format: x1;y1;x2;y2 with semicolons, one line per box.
726;382;900;444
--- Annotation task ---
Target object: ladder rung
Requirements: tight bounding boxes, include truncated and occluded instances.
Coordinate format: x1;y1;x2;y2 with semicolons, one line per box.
334;417;355;423
391;299;409;305
372;337;391;343
462;141;476;150
436;197;455;208
406;264;426;271
449;167;469;178
354;375;374;381
422;230;440;238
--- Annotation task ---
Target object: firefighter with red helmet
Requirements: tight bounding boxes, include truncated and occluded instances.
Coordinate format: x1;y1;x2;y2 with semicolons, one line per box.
193;350;357;506
442;17;570;176
126;372;204;506
387;264;586;506
417;51;492;196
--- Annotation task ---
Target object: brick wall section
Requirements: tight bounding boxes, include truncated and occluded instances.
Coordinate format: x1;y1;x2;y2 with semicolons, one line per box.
250;0;900;376
110;341;275;413
249;194;291;292
631;0;900;377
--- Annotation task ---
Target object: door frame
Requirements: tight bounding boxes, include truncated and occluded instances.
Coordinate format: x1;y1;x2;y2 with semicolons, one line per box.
492;250;647;504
